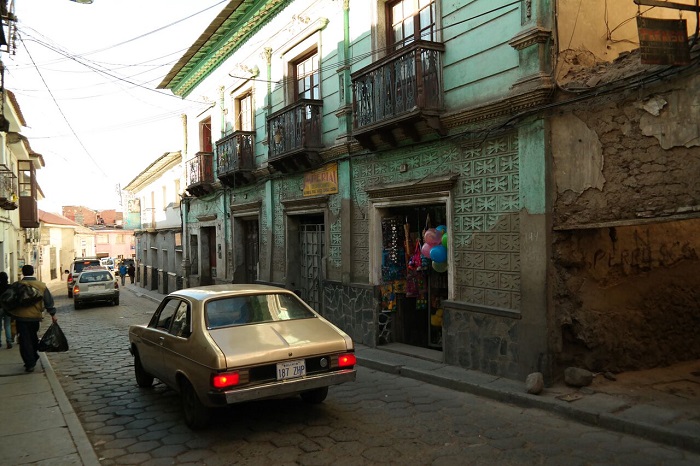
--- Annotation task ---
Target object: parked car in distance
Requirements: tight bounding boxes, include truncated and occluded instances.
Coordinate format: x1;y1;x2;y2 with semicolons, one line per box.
128;284;357;429
65;258;102;298
73;268;119;310
100;257;115;271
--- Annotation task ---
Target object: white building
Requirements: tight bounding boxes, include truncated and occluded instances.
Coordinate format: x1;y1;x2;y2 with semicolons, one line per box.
123;151;184;294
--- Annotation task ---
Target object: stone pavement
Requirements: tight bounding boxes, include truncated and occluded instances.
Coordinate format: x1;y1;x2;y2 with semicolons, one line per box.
0;317;100;465
1;280;699;464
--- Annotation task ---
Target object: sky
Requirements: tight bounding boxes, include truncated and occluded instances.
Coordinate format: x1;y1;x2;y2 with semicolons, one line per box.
6;0;227;214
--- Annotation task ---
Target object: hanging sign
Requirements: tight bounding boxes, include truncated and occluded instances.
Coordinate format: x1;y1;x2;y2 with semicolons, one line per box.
303;163;338;196
636;16;690;65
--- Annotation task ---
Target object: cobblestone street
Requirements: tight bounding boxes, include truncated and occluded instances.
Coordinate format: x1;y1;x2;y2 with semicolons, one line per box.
43;287;700;465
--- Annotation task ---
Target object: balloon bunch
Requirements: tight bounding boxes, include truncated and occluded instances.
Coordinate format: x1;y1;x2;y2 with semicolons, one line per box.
421;225;448;272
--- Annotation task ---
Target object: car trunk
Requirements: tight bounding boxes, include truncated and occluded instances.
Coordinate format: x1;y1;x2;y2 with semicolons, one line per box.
208;318;349;368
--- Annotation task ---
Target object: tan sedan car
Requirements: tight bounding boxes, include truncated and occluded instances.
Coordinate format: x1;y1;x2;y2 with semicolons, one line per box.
128;284;357;429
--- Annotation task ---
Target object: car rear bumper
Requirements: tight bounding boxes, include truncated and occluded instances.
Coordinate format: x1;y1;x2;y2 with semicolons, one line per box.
75;291;119;303
208;369;356;406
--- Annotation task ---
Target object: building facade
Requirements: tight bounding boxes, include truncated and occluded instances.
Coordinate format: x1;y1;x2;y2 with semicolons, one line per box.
123;151;184;295
0;90;45;282
156;0;700;382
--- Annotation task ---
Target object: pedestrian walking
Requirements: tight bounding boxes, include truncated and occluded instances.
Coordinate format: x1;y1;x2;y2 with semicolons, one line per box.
119;262;127;286
0;271;12;349
11;264;57;372
127;263;135;284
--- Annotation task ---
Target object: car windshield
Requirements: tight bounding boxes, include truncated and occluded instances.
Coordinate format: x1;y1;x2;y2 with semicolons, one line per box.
206;293;315;329
79;271;113;283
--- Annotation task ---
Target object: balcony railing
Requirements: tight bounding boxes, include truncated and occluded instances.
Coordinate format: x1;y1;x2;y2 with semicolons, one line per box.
267;99;323;173
351;41;445;148
0;171;17;210
215;131;255;187
185;151;215;197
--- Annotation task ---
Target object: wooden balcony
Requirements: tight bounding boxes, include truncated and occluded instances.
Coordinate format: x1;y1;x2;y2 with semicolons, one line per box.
216;131;255;188
185;151;215;197
351;41;446;150
267;99;323;174
0;171;17;210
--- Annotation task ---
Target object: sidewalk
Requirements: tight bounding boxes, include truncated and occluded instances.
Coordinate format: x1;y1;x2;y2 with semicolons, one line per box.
1;282;698;465
0;328;100;465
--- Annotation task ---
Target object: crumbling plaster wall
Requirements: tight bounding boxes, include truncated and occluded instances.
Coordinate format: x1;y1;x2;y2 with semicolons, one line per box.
550;74;700;372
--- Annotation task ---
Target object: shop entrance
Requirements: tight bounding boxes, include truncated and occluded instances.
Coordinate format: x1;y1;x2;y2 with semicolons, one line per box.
379;204;448;350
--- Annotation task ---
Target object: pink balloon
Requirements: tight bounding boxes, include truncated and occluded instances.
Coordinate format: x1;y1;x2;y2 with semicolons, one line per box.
421;242;433;258
423;228;443;246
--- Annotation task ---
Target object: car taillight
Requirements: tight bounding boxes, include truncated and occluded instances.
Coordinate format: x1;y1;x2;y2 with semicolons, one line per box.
338;353;356;368
73;285;80;295
114;281;119;289
212;372;240;389
68;274;74;284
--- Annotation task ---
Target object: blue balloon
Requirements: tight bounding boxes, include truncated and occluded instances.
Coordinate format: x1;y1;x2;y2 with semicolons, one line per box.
429;244;447;263
436;225;447;233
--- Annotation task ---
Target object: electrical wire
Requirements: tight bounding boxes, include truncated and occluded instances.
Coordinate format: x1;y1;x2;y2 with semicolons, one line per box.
19;35;109;179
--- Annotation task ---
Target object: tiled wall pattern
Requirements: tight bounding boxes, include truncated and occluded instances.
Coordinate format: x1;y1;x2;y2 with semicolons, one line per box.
352;133;521;310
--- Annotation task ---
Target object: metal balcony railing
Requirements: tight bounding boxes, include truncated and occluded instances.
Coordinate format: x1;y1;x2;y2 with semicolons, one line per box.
267;99;323;159
352;41;444;130
185;151;214;187
215;131;255;176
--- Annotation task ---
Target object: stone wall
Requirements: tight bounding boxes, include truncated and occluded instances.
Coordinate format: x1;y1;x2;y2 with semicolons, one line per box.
551;74;700;372
323;282;377;347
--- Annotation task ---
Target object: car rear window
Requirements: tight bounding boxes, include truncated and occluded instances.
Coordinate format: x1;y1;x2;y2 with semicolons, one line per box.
79;271;113;282
206;293;316;329
74;260;101;273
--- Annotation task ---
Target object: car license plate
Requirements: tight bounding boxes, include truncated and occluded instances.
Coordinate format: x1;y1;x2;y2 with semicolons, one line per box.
276;359;306;380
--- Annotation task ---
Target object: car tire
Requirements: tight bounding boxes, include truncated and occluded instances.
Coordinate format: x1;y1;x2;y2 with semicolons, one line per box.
300;386;328;404
74;301;81;310
180;378;210;430
114;297;120;306
134;351;154;388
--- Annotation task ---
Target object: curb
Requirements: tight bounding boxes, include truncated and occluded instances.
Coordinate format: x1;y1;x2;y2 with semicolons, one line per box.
41;352;101;466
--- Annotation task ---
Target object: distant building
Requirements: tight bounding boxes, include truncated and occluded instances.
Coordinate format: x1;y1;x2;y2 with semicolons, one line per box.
38;210;95;280
63;206;123;227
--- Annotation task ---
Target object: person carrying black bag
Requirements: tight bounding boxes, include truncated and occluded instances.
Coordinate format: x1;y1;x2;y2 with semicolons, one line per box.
11;265;57;372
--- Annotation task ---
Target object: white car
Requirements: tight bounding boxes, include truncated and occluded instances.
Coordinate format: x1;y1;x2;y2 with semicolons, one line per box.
73;268;119;309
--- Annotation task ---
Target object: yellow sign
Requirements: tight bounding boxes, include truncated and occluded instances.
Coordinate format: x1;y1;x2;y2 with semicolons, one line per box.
303;163;338;196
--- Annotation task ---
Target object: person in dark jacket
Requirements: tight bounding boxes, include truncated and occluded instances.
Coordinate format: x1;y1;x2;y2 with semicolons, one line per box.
127;264;135;284
0;271;11;349
12;265;57;372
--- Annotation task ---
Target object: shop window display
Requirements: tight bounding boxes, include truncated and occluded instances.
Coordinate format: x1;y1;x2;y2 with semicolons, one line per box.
379;209;448;349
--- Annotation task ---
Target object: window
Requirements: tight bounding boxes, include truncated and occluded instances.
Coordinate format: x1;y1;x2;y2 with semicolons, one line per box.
116;235;124;244
235;92;253;131
96;234;108;244
162;185;167;210
200;117;212;152
294;51;320;100
388;0;436;49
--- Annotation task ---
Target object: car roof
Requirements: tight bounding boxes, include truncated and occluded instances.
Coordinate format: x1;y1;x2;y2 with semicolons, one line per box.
168;284;296;302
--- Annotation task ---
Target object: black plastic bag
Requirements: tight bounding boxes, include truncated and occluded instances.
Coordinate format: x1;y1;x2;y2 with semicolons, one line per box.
38;322;69;352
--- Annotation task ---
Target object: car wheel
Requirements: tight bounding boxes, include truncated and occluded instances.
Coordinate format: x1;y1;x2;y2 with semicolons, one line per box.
74;301;81;310
114;297;120;306
180;378;210;430
134;351;154;388
68;289;73;298
300;386;328;404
